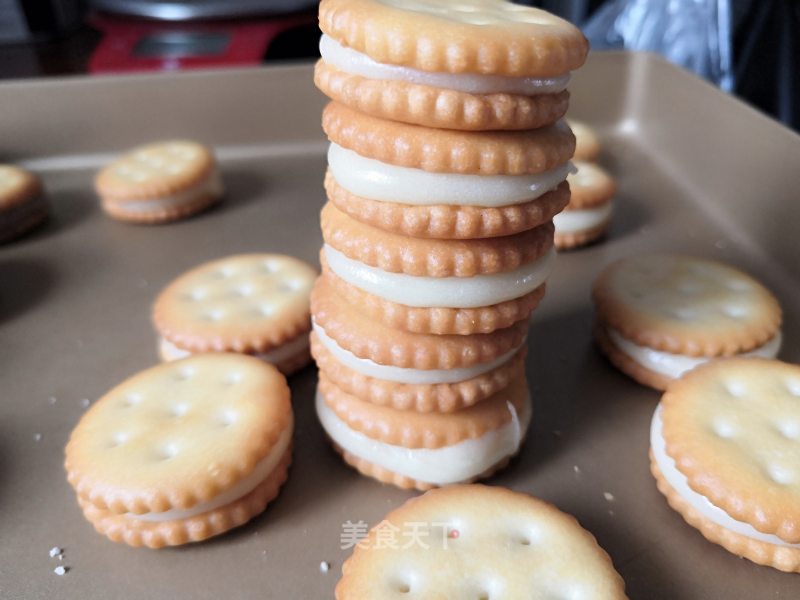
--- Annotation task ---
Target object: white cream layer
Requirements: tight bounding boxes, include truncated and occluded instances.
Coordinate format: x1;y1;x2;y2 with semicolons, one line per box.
130;424;292;522
324;245;555;308
608;328;782;379
159;333;310;365
553;201;613;234
313;319;524;384
319;34;570;95
316;389;531;485
651;406;799;548
328;143;572;206
117;169;223;213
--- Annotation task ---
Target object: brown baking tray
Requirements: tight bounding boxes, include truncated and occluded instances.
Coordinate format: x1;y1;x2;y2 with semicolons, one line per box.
1;53;799;599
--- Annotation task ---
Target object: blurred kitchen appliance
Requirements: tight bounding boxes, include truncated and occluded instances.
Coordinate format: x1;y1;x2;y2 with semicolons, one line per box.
87;0;317;73
89;0;318;20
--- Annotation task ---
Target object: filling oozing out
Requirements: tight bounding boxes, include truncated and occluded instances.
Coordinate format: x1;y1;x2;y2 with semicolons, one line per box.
159;332;310;365
313;319;525;385
553;201;613;234
328;143;573;207
607;328;782;379
115;169;223;213
323;244;555;309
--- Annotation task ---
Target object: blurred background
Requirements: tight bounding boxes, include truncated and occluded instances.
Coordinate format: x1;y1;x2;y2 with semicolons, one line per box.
0;0;796;130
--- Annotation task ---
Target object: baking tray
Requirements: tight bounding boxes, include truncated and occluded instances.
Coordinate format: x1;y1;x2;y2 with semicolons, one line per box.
1;53;799;599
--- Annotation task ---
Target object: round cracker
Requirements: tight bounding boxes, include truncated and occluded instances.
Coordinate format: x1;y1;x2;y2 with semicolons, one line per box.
592;255;782;356
565;161;616;209
661;358;800;543
336;484;626;599
318;372;528;448
651;455;800;572
313;331;526;412
315;61;570;131
311;275;528;369
321;201;554;277
153;254;316;353
325;170;569;239
323;102;575;175
321;257;545;335
568;118;600;161
319;0;588;77
65;354;292;515
96;140;217;200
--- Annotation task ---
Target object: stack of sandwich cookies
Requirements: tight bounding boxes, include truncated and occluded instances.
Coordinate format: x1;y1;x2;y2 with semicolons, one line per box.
311;276;529;413
64;354;293;548
555;120;616;249
593;255;782;390
650;358;800;572
336;485;627;598
0;165;48;243
554;161;616;249
153;254;316;376
316;0;587;131
96;140;223;224
311;0;588;489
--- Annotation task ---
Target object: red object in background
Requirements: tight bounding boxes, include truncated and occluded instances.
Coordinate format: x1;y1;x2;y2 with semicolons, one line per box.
89;13;312;74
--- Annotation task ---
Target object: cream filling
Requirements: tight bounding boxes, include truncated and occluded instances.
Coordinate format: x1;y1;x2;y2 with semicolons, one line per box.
313;319;524;384
328;143;572;206
651;406;799;548
159;333;310;365
553;201;613;234
323;245;555;308
316;389;531;485
319;34;570;95
608;328;782;379
130;424;292;522
117;169;223;213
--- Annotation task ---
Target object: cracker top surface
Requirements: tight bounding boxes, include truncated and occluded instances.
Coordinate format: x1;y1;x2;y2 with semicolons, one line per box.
336;484;626;599
96;140;216;199
567;119;600;160
592;255;781;356
662;358;800;542
65;354;292;515
0;165;40;208
566;160;616;208
154;254;316;352
319;0;588;77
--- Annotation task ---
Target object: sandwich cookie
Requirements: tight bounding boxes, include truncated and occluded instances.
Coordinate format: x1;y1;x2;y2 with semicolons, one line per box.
592;255;782;390
96;140;223;224
153;254;316;375
316;0;587;131
0;165;48;243
317;373;531;490
651;358;800;572
321;202;555;334
64;354;293;548
311;326;527;413
568;118;600;161
336;484;627;599
311;275;528;411
323;103;575;237
554;160;616;249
